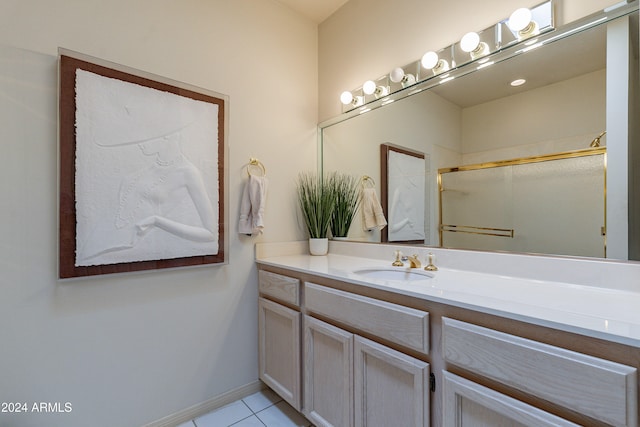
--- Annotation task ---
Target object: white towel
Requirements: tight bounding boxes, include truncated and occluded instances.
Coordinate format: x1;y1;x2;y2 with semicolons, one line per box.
361;187;387;231
239;175;268;235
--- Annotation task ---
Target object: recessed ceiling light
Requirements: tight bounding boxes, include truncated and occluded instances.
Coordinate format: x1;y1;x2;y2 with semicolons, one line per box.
511;78;527;87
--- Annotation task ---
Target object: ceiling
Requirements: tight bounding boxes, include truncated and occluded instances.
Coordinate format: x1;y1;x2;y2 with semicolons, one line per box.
276;0;348;23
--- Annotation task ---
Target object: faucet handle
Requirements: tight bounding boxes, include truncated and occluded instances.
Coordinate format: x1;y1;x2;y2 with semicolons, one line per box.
425;253;438;271
392;250;404;266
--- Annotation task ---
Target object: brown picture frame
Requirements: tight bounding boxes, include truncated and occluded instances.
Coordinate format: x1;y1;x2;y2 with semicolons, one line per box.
58;50;227;279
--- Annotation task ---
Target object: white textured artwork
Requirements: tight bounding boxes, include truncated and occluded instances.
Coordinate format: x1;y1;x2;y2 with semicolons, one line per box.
388;150;426;242
74;69;219;266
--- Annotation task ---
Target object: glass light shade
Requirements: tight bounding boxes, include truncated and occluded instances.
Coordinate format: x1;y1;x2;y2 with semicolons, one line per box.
508;8;533;32
389;67;406;83
460;32;481;53
362;80;377;95
421;51;439;69
340;91;354;105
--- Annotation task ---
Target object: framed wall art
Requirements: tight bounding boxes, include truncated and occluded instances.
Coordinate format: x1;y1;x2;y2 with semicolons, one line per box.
58;49;228;279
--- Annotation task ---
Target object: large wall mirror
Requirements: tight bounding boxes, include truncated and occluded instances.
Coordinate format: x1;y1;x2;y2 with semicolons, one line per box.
321;2;640;261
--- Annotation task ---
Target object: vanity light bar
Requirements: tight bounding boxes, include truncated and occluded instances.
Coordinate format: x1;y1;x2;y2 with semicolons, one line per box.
339;0;555;113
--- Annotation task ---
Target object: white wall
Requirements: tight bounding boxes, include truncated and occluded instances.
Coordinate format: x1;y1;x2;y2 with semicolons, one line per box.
0;1;317;426
319;0;616;121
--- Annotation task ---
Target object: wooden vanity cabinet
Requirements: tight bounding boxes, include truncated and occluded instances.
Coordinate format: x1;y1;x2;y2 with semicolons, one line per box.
257;268;431;427
257;264;640;427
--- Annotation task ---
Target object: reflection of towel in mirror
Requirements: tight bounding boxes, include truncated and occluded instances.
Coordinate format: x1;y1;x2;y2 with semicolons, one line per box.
239;175;269;235
361;188;387;231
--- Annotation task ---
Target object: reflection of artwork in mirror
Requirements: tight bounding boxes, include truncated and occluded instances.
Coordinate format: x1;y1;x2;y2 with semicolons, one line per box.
381;144;428;243
439;148;606;258
59;52;227;279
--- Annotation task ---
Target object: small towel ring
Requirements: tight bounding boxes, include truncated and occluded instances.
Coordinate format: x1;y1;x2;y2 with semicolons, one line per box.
362;175;376;188
247;158;266;177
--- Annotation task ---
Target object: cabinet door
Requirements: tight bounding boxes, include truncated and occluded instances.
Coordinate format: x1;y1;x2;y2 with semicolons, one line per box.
442;371;579;427
354;336;429;427
304;315;354;427
258;297;301;410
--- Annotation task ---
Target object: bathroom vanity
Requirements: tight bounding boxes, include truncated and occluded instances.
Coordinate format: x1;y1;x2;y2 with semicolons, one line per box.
256;241;640;427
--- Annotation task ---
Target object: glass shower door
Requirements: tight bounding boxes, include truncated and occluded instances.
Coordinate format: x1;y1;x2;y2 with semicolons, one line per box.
439;152;605;257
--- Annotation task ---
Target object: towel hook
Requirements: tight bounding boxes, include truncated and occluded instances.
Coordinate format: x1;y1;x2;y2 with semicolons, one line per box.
247;158;266;177
361;175;376;188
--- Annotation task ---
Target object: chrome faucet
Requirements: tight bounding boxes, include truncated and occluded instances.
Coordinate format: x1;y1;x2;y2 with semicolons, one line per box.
406;254;421;268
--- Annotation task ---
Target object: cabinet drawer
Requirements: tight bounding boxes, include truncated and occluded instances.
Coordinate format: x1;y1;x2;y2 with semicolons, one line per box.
442;317;637;427
259;270;300;307
305;282;429;354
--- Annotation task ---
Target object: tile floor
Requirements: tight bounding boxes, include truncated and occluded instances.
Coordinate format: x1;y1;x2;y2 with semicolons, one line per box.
177;388;312;427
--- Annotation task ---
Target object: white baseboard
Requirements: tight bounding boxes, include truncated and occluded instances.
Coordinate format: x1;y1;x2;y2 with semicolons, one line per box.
142;380;265;427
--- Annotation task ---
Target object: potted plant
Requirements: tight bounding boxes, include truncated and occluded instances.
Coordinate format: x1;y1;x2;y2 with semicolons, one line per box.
296;172;337;255
330;173;361;240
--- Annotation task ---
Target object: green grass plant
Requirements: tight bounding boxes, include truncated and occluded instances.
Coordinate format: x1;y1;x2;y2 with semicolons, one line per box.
296;172;337;239
330;173;361;238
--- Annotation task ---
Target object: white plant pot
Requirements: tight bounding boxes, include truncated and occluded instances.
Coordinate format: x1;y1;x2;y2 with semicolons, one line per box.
309;238;329;256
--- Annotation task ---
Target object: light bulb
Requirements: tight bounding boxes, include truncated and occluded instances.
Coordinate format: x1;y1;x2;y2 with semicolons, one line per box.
460;31;489;59
340;91;354;105
389;67;416;86
422;51;449;74
421;51;439;70
508;8;533;32
508;7;539;40
389;67;406;83
460;32;480;53
362;80;377;95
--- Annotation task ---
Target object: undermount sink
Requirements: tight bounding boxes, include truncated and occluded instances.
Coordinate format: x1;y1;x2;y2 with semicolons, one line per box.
353;267;434;282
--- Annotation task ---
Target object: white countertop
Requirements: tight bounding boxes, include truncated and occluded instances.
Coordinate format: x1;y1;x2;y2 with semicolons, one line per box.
256;242;640;348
